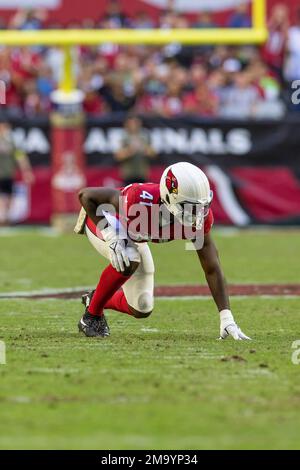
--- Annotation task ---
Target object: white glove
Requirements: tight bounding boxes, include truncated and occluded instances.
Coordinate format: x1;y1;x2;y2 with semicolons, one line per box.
102;225;130;273
219;309;251;341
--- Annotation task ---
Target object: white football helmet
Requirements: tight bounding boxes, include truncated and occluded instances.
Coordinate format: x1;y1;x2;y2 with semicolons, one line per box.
159;162;213;229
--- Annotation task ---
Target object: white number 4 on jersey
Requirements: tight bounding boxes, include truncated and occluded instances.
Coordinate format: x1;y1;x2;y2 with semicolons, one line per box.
140;191;153;206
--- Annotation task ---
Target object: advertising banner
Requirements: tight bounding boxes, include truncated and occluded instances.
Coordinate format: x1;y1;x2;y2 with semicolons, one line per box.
9;115;300;226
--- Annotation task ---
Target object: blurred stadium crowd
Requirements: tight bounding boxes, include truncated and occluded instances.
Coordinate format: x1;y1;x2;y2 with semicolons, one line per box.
0;1;299;119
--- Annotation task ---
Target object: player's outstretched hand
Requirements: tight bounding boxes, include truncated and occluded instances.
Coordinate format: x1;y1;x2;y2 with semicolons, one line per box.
219;309;251;341
219;323;251;341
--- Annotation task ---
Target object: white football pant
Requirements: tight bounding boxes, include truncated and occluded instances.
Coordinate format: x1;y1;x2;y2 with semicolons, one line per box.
85;226;155;314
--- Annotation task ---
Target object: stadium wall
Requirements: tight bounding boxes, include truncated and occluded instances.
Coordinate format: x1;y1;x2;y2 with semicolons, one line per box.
0;0;299;25
8;115;300;227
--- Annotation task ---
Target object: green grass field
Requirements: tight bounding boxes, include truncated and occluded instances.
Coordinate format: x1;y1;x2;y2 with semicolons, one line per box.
0;228;300;450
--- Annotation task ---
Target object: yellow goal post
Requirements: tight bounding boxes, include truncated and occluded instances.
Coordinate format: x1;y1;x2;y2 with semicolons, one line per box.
0;0;267;93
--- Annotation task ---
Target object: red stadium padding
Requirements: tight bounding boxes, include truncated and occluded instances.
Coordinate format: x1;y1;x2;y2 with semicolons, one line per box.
14;165;300;226
231;167;300;223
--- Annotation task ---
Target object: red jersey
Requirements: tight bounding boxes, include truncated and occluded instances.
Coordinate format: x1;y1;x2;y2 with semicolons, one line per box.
86;183;214;244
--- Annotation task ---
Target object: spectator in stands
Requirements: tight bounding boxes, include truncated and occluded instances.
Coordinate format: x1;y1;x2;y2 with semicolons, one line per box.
220;72;261;119
98;76;139;113
0;4;290;120
159;9;178;29
285;8;300;83
115;115;156;186
133;12;155;29
83;89;104;115
209;46;231;69
160;81;185;117
0;121;34;226
262;4;289;81
183;82;219;117
248;60;285;119
102;0;130;28
0;18;6;30
249;60;281;101
207;69;228;101
189;64;207;88
79;63;105;115
193;12;216;29
9;8;47;30
227;3;251;28
0;47;22;115
23;79;45;117
36;63;55;109
139;79;185;118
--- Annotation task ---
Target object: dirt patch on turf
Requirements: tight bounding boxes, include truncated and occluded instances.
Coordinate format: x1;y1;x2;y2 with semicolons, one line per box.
155;284;300;297
1;284;299;300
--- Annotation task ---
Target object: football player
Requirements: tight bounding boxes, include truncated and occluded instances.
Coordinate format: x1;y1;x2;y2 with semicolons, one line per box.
76;162;250;341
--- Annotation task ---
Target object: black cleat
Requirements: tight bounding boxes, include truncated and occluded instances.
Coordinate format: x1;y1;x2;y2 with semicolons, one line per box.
81;290;95;309
78;312;110;338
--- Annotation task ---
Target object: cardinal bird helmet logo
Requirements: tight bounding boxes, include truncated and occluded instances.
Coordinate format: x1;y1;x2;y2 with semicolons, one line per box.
165;169;178;194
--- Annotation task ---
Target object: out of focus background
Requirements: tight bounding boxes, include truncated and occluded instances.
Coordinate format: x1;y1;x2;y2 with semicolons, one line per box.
1;1;300;451
0;0;299;228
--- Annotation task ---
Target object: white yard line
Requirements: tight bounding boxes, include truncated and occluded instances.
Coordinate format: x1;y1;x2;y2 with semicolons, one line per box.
0;286;93;298
0;227;60;237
